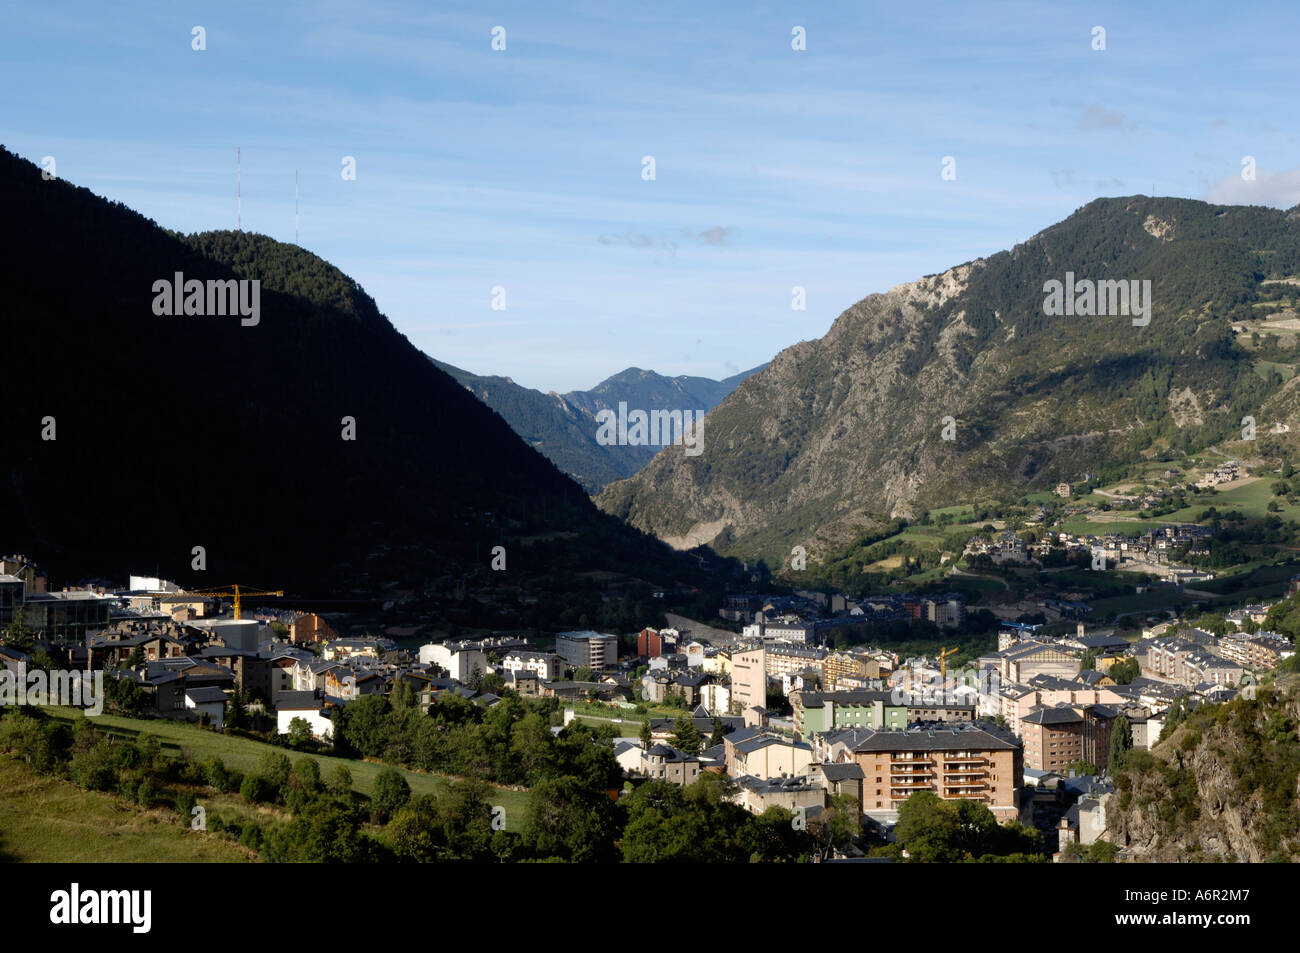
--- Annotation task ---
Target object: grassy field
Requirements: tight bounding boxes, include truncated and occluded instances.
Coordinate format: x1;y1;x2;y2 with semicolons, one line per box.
39;708;530;828
0;755;256;862
1160;479;1300;522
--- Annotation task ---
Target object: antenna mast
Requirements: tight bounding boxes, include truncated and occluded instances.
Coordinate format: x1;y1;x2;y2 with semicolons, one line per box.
295;168;299;245
237;148;242;231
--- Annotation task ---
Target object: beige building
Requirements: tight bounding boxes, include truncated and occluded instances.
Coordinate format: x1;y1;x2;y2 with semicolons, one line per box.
1020;703;1117;772
848;725;1023;822
729;733;814;779
642;744;700;785
730;645;767;714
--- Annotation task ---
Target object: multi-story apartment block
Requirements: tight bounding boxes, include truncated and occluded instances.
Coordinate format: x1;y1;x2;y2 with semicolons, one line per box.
764;643;829;680
823;650;881;689
555;630;618;671
849;724;1023;822
1217;631;1294;670
500;649;562;681
1020;703;1117;772
794;690;907;736
729;645;767;714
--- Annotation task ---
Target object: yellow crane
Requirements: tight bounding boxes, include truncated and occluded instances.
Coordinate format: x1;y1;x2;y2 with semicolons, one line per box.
938;646;959;679
190;584;284;620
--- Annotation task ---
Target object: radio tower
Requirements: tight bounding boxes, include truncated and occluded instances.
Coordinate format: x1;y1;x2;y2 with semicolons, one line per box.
295;168;299;245
237;148;242;231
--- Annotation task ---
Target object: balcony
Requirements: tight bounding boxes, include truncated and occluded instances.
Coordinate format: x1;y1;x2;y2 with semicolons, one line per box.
944;756;986;766
944;781;988;792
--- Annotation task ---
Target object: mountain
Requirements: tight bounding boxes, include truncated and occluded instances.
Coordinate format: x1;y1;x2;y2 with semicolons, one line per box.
0;146;680;594
1109;674;1300;862
598;196;1300;563
431;360;765;492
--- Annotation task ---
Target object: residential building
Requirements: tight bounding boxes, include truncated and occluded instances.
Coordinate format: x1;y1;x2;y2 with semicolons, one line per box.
793;689;907;736
848;724;1023;822
556;630;618;671
419;640;487;683
730;645;767;714
21;590;111;645
289;612;339;644
641;744;700;785
500;649;562;681
275;690;335;741
734;774;824;816
1020;703;1117;772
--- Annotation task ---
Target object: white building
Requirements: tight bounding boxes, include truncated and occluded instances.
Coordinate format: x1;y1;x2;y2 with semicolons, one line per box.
275;691;334;741
419;640;487;683
183;686;226;728
500;649;562;681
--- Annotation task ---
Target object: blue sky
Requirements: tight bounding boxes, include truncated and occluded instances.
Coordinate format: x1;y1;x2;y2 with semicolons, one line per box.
4;1;1298;392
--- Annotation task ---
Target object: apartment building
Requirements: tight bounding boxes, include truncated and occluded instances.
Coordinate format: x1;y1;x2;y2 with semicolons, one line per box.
500;649;562;681
555;630;618;671
794;690;907;736
1217;631;1294;671
729;645;767;713
765;643;829;679
849;724;1023;823
1020;703;1117;772
823;650;881;689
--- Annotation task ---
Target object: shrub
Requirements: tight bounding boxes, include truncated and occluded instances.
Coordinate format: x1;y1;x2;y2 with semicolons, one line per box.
240;773;273;804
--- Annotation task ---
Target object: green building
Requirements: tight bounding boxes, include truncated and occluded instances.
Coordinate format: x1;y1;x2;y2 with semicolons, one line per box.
795;690;908;737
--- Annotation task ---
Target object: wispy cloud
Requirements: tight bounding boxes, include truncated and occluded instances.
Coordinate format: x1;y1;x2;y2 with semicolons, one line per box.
1209;166;1300;209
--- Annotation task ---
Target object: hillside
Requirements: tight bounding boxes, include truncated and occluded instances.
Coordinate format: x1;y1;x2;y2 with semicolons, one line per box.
0;146;681;593
598;197;1300;563
1109;676;1300;862
433;360;764;492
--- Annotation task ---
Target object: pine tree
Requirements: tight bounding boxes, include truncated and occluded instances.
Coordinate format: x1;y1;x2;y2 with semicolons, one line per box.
4;607;34;651
639;719;652;751
1107;714;1132;776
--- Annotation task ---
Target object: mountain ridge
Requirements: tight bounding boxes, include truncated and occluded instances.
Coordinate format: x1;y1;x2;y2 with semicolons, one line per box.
432;358;765;492
598;195;1300;564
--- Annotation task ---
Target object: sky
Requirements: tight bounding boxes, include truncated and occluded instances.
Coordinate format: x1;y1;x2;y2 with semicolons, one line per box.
3;1;1298;392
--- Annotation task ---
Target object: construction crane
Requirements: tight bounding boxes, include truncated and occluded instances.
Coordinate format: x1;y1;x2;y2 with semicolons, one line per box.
189;584;283;620
938;646;959;679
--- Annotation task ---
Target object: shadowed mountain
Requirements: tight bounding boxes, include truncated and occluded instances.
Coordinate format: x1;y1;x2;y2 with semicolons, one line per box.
0;146;683;594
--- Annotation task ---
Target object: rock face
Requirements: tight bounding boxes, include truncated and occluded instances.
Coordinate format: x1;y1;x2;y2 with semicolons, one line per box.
598;196;1300;563
1109;677;1300;862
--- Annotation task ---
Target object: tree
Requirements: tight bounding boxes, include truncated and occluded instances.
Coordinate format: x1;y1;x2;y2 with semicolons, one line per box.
1107;715;1132;775
574;665;595;683
1108;657;1140;685
326;763;353;798
520;775;619;862
638;719;652;751
258;750;292;790
286;717;313;749
671;716;703;755
228;688;249;730
372;768;411;821
1079;649;1098;672
3;607;34;651
292;757;322;794
709;717;727;748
